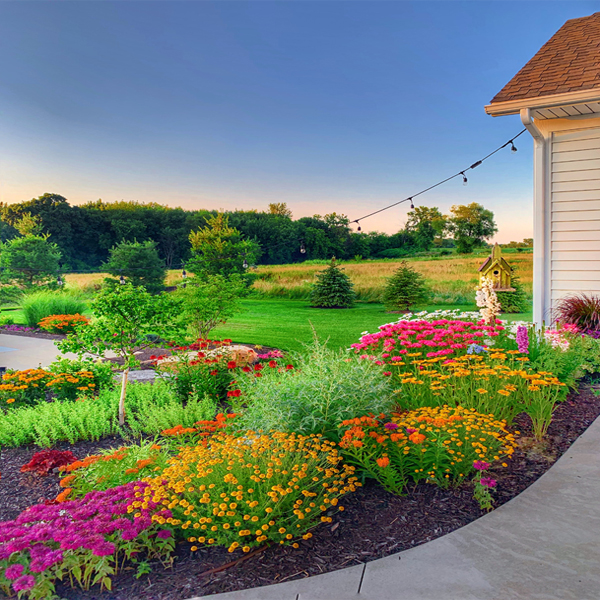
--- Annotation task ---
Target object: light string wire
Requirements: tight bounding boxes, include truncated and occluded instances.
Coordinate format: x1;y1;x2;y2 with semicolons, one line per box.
351;129;526;229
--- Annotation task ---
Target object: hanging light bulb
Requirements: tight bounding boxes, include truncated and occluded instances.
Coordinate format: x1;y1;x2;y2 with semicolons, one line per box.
119;274;126;285
409;198;415;210
57;274;63;286
243;258;249;269
510;141;518;153
357;222;361;231
182;268;187;279
300;242;306;254
461;172;468;186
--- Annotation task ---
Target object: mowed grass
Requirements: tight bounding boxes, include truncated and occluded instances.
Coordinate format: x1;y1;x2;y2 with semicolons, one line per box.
213;299;532;353
252;254;533;304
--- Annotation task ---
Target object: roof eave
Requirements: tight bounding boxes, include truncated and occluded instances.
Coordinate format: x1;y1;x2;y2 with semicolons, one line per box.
485;88;600;117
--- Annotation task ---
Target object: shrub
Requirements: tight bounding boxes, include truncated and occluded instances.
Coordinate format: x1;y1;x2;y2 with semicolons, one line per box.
0;483;174;600
496;267;529;314
383;261;430;312
59;440;170;500
20;292;87;328
554;293;600;334
237;339;394;440
20;449;77;476
338;406;517;495
103;240;167;294
142;430;359;553
38;313;89;334
48;356;115;397
310;258;356;308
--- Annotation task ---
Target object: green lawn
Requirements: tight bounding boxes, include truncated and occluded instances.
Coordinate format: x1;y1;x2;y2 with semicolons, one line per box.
213;299;533;353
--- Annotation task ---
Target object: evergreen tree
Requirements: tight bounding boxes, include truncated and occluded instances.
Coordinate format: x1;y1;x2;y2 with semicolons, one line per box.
496;267;529;313
383;261;430;312
310;258;356;308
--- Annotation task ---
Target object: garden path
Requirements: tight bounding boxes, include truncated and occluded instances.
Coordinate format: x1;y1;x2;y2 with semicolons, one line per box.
190;413;600;600
0;335;76;370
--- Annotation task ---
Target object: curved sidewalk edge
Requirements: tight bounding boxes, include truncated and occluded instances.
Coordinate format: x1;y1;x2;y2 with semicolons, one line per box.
189;414;600;600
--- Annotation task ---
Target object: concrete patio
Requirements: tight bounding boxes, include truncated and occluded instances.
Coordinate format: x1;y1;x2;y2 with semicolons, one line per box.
190;413;600;600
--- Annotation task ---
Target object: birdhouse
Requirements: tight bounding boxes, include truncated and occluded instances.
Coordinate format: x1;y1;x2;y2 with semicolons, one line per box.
478;244;514;291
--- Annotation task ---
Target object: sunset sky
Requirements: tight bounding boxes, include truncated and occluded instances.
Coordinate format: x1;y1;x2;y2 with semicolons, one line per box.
0;1;597;241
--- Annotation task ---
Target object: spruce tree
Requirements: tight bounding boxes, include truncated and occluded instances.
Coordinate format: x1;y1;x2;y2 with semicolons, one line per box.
383;261;429;312
310;258;356;308
496;267;529;313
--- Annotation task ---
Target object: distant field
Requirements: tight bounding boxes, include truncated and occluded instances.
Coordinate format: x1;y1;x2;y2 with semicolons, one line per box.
252;254;533;305
61;253;533;306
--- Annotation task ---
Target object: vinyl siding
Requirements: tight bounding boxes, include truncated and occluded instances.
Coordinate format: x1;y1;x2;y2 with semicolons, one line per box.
551;128;600;304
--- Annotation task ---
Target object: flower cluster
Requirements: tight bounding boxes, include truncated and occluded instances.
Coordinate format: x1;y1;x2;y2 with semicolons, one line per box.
544;328;571;352
142;430;359;553
338;406;517;496
37;314;89;335
0;483;174;598
475;277;502;325
21;450;77;476
516;325;529;353
351;319;505;361
59;442;168;499
392;351;567;432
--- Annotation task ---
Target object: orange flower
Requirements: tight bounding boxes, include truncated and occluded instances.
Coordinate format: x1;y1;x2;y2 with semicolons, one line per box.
409;432;426;444
351;440;364;448
376;456;390;468
59;474;76;488
55;488;72;502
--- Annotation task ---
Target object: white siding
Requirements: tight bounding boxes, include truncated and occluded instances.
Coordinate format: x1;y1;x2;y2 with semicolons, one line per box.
551;128;600;304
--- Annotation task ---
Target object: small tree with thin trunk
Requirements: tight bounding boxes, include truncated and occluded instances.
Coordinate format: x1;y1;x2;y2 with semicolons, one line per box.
57;283;181;425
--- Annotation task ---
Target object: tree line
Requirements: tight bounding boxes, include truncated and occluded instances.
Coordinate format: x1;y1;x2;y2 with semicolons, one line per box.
0;193;499;271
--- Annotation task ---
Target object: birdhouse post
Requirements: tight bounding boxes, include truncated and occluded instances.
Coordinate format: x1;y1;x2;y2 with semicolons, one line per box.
478;244;515;291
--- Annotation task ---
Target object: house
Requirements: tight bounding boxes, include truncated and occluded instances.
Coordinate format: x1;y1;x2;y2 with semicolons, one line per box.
478;243;514;291
485;12;600;324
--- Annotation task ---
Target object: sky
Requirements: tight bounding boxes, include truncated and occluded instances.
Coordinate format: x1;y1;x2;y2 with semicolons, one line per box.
0;1;598;242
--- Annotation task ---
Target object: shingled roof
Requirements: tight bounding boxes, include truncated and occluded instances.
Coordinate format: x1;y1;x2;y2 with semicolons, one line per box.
490;12;600;104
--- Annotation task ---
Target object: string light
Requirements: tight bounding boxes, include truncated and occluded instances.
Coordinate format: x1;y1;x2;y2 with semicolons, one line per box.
409;198;415;210
300;242;307;254
119;275;126;285
57;274;63;286
349;129;526;227
243;258;249;269
357;223;361;231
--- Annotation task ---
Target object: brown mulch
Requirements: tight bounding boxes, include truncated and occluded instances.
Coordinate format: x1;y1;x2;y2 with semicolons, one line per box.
0;386;599;600
0;327;66;341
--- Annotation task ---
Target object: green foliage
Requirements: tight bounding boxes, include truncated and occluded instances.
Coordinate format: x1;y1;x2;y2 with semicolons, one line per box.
20;291;87;328
175;274;245;339
383;261;430;311
310;258;356;308
103;239;167;294
496;267;529;313
188;213;261;277
0;381;216;448
48;356;115;394
0;234;62;288
446;203;498;254
123;380;217;436
237;339;395;440
406;206;446;250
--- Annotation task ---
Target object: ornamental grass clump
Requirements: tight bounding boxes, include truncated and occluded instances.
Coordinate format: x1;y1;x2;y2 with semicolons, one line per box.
554;293;600;335
391;351;566;437
0;482;174;600
237;339;394;440
338;406;517;500
141;430;360;553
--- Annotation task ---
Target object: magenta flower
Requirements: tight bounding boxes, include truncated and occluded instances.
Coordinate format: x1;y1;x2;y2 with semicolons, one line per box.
480;477;497;488
156;529;172;539
4;564;24;580
405;427;417;434
12;575;36;592
516;326;529;353
384;423;399;430
473;460;490;471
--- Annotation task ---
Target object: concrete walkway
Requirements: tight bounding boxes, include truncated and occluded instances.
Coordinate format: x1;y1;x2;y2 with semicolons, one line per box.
0;334;75;370
190;414;600;600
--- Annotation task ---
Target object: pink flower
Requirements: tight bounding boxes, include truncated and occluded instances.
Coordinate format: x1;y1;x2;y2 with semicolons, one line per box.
473;461;490;471
4;564;24;580
383;371;391;377
480;477;497;488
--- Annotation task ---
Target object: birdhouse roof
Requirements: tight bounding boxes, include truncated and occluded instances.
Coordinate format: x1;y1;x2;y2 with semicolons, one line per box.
478;256;511;273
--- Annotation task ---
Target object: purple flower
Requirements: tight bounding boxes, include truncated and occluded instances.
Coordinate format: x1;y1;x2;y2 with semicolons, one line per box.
12;575;36;592
480;477;497;488
473;461;490;471
516;326;529;353
156;529;172;539
4;564;24;580
405;428;417;434
384;423;399;430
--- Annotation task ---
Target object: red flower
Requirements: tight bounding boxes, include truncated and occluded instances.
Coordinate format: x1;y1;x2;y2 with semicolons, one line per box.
286;365;294;370
210;370;218;376
227;361;237;369
268;360;277;368
383;371;391;376
254;364;264;371
242;366;251;373
227;389;241;397
255;372;263;378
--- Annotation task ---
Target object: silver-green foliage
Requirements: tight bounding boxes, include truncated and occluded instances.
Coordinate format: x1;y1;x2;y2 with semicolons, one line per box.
238;340;394;440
